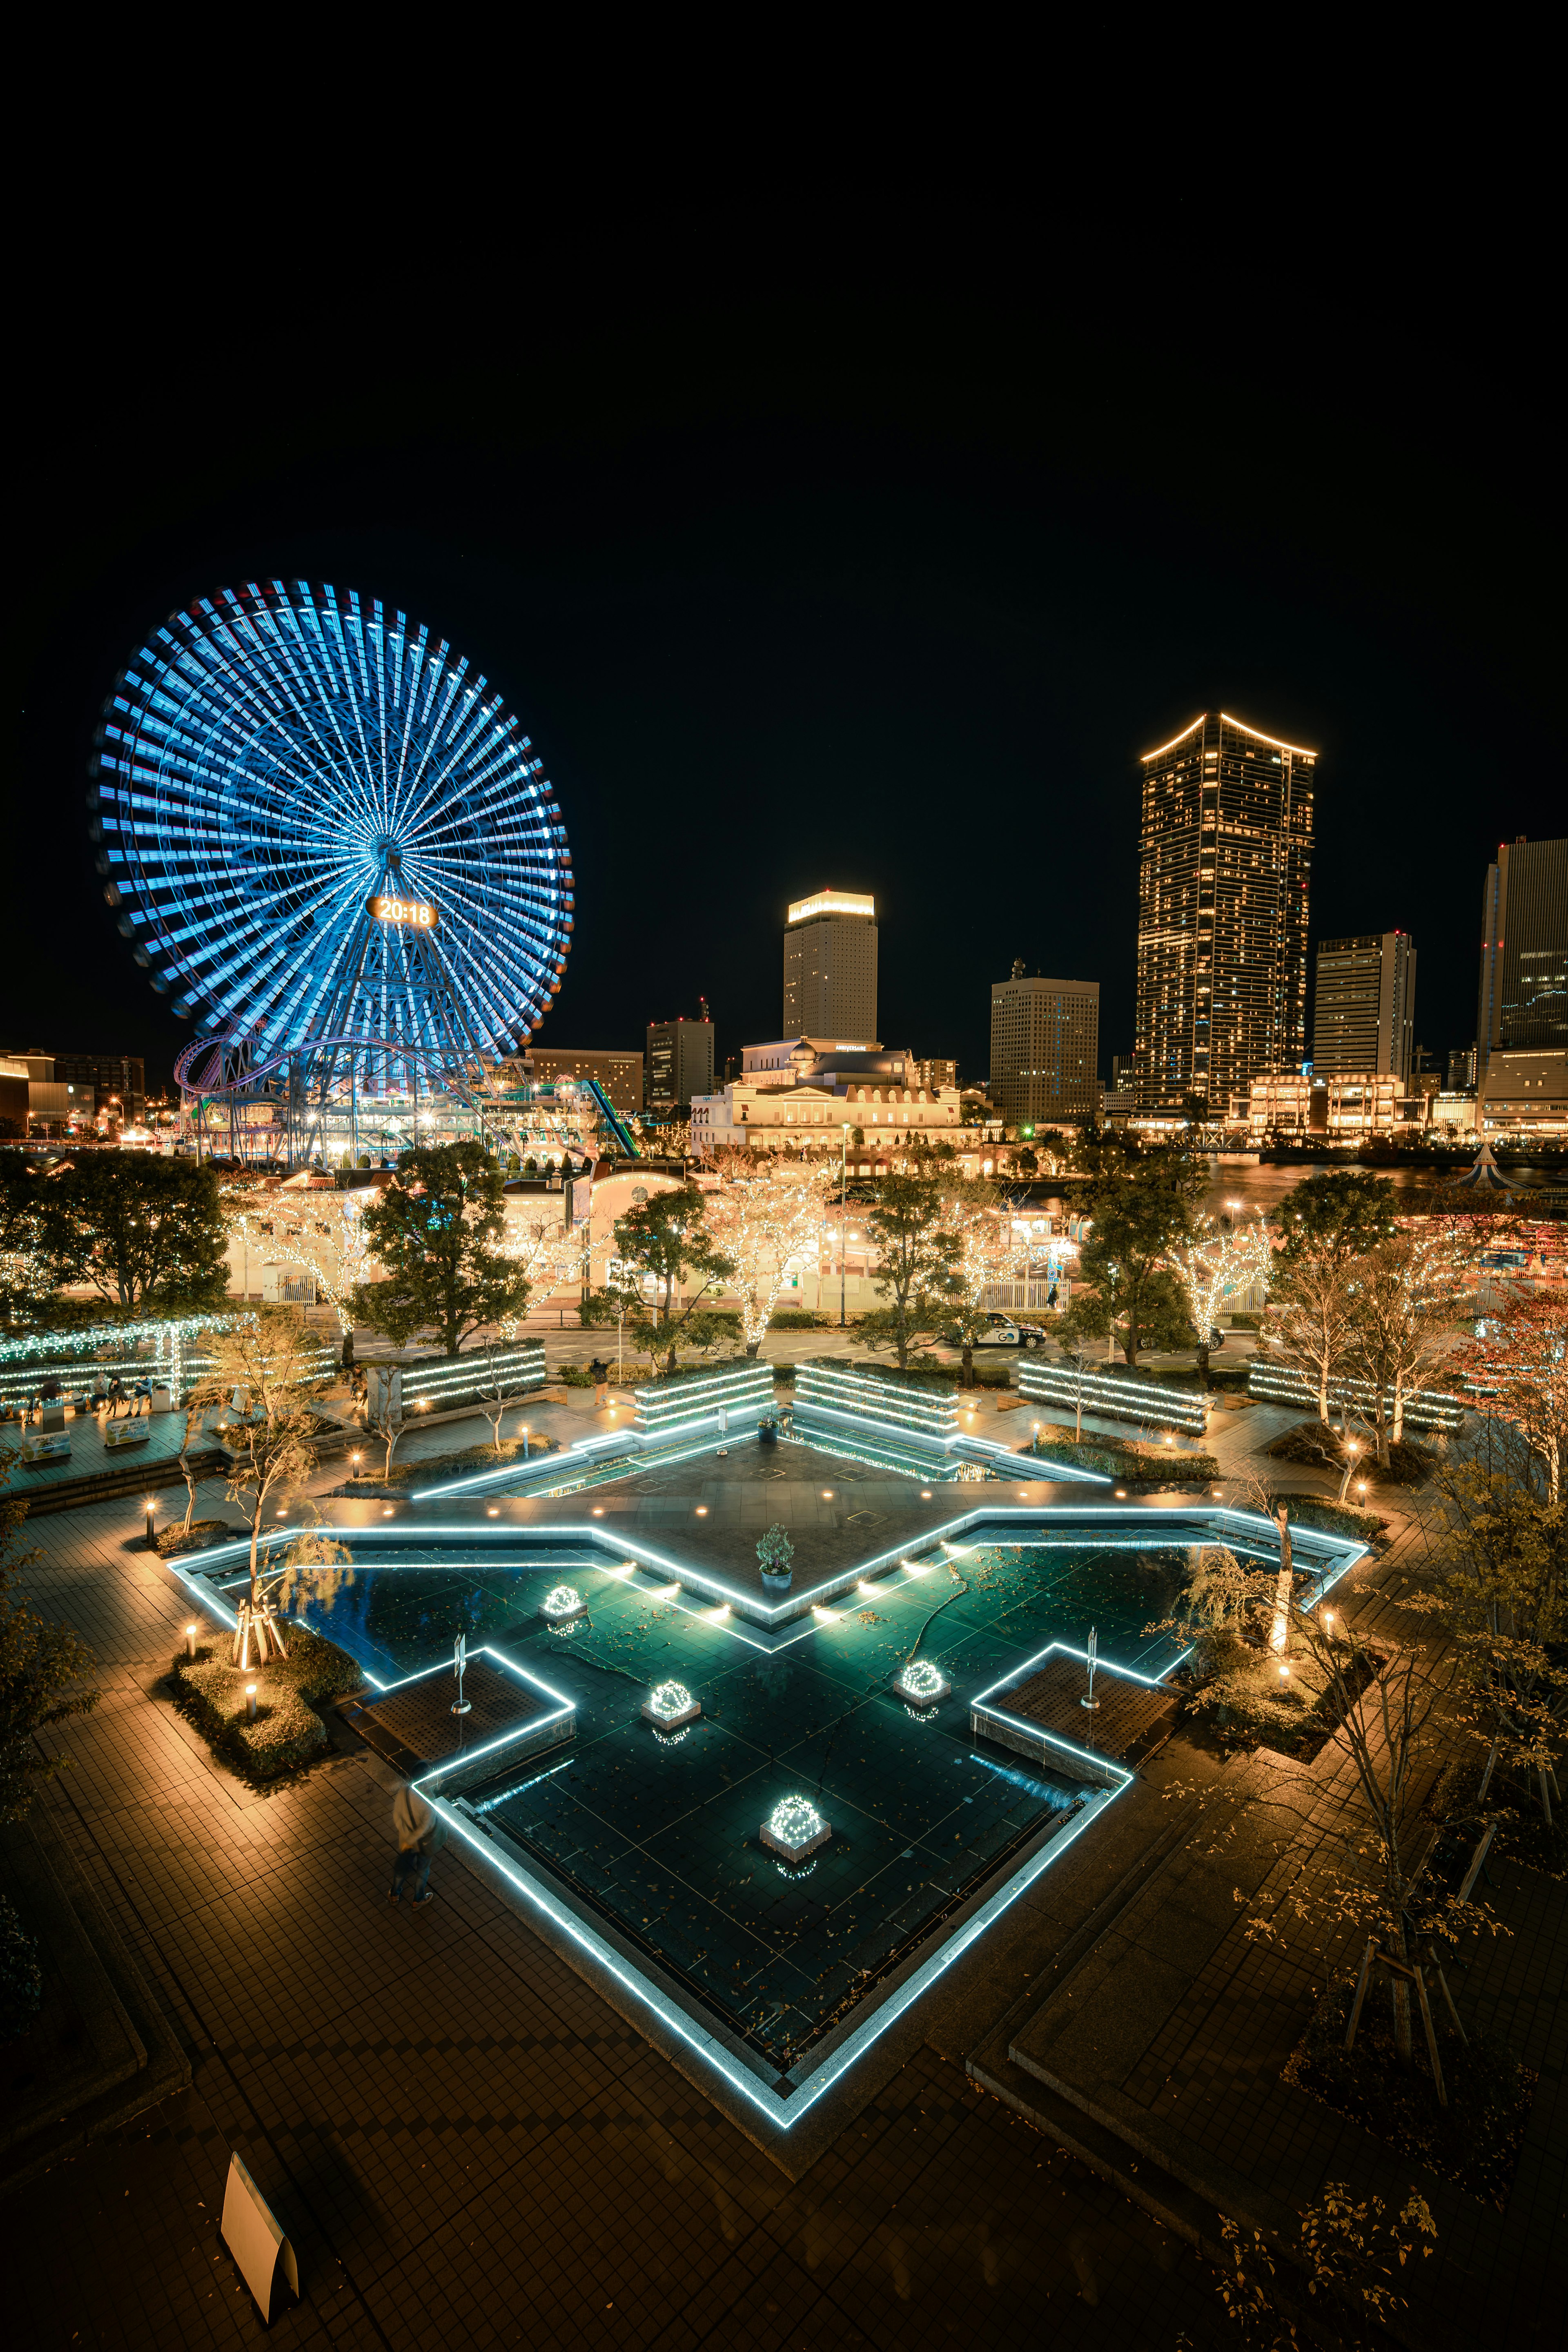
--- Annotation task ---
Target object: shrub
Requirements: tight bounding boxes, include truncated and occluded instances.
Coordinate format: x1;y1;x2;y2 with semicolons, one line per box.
558;1362;594;1387
1267;1419;1347;1469
347;1434;559;1488
156;1517;234;1557
1228;1311;1261;1330
770;1309;826;1330
1022;1423;1220;1485
169;1623;363;1782
1270;1494;1387;1543
799;1356;957;1393
0;1892;42;2041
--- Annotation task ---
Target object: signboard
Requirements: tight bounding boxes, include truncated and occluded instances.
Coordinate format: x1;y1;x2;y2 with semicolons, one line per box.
568;1174;592;1226
367;893;439;929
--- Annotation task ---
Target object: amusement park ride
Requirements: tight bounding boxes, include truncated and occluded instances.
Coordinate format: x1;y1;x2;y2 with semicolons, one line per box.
91;583;637;1171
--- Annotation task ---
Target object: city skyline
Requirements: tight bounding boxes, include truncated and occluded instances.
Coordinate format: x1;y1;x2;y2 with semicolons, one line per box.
13;262;1556;1109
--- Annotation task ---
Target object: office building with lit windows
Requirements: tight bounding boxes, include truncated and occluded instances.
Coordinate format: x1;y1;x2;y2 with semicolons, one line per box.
989;964;1100;1129
782;890;878;1044
1477;835;1568;1080
1134;712;1314;1119
646;1009;715;1108
1312;931;1417;1082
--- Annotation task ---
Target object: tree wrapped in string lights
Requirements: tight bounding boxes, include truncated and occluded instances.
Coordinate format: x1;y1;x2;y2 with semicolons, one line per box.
1163;1212;1275;1374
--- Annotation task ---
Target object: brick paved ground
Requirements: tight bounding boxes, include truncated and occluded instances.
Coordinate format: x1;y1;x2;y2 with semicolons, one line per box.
993;1514;1568;2350
10;1488;1237;2350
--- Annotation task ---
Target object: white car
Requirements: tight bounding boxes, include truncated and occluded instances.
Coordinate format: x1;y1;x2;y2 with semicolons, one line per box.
950;1313;1048;1349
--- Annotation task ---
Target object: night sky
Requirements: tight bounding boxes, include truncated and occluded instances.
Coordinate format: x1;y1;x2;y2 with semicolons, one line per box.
11;214;1555;1099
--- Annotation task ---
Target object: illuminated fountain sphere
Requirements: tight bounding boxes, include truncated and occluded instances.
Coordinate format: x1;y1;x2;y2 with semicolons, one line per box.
540;1584;586;1627
893;1657;950;1709
760;1793;831;1864
91;583;574;1163
641;1679;701;1731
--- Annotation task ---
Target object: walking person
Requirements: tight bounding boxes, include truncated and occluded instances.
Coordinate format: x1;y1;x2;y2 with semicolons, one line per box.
589;1355;609;1410
388;1783;441;1909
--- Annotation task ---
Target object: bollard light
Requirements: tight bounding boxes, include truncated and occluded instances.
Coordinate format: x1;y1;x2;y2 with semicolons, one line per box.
351;1452;362;1479
145;1497;157;1549
245;1682;257;1721
185;1623;197;1659
521;1423;530;1461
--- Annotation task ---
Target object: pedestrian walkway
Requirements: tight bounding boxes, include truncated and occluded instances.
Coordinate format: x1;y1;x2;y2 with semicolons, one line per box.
9;1483;1236;2350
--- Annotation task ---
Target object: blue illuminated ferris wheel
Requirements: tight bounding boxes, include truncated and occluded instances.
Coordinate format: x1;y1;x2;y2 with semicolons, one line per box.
90;583;574;1151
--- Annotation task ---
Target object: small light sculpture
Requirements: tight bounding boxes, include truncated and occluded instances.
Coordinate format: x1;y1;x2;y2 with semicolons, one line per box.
541;1584;587;1626
761;1793;831;1863
642;1679;701;1731
895;1657;950;1709
245;1682;258;1722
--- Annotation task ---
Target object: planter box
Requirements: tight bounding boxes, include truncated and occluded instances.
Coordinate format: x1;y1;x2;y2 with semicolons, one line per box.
1246;1360;1464;1432
760;1801;832;1864
632;1360;774;1439
641;1682;702;1731
793;1361;959;1442
1017;1359;1209;1436
892;1661;951;1708
366;1343;548;1426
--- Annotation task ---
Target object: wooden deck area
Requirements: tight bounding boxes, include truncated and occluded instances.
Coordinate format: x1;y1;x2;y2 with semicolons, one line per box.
338;1655;574;1784
973;1652;1180;1781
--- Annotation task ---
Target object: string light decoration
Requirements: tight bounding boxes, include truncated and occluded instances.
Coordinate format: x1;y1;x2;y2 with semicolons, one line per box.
893;1658;950;1708
539;1584;586;1626
761;1794;831;1863
641;1679;701;1731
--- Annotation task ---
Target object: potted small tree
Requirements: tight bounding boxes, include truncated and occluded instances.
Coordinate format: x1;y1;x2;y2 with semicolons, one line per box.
757;1523;794;1594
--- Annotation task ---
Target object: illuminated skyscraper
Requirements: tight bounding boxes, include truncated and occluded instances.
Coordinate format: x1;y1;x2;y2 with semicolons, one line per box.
1477;835;1568;1079
1134;712;1315;1118
989;963;1100;1128
782;889;878;1044
1313;931;1417;1082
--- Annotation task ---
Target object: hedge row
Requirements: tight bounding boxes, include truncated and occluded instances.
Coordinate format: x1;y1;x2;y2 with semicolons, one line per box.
797;1356;958;1393
169;1624;364;1781
1023;1423;1221;1484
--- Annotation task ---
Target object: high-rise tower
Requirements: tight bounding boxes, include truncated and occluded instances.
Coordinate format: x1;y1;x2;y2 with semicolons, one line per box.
1134;711;1315;1118
989;963;1100;1128
1312;931;1417;1082
782;889;878;1044
1477;836;1568;1079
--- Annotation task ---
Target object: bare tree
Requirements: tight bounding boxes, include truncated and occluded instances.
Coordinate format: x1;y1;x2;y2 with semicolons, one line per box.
189;1310;328;1668
1258;1247;1356;1424
1345;1227;1465;1466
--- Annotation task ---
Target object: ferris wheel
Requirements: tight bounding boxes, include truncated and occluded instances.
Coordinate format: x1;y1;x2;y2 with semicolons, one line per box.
90;583;574;1147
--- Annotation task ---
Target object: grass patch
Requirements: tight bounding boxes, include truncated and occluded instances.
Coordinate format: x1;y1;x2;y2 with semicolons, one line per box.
1283;1976;1535;2208
169;1624;364;1782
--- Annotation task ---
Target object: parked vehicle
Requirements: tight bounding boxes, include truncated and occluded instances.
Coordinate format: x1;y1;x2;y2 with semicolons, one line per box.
949;1312;1047;1349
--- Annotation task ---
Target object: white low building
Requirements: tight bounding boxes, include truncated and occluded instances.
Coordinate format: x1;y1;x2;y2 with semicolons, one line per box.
690;1078;962;1160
